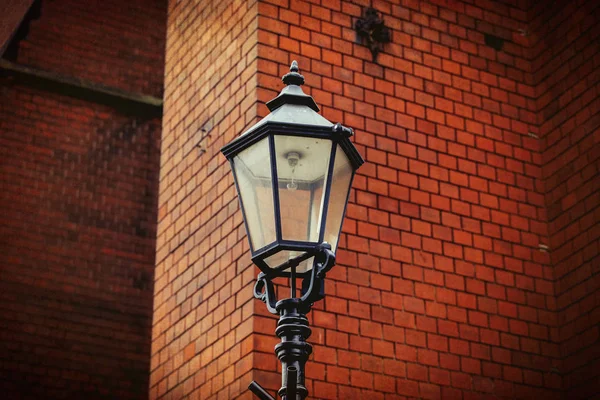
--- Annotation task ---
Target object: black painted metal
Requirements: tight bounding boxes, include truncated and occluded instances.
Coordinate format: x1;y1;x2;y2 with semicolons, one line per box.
252;240;320;273
269;134;283;242
221;65;364;273
282;60;305;86
222;124;364;171
249;245;336;399
224;124;363;274
275;300;311;400
354;6;391;62
267;60;319;112
332;122;354;139
221;62;365;397
249;381;276;400
218;62;368;400
286;367;297;400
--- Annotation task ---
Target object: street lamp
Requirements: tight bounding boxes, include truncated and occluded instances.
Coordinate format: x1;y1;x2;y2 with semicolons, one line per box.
221;61;364;400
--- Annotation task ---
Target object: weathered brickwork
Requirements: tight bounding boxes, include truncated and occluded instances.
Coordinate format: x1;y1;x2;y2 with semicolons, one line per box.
252;0;559;398
15;0;165;97
531;0;600;398
150;1;259;399
0;0;165;399
154;0;599;399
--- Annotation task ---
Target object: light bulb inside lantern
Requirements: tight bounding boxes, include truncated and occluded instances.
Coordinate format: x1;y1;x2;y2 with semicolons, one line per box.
286;152;300;191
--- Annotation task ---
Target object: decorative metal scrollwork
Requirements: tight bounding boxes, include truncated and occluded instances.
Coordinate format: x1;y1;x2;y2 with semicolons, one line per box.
250;245;336;400
253;273;278;314
252;244;336;315
355;7;391;62
299;245;335;309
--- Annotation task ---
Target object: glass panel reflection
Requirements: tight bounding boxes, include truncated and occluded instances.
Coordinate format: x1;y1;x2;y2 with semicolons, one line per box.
264;251;314;273
232;138;276;251
323;145;353;252
274;135;332;242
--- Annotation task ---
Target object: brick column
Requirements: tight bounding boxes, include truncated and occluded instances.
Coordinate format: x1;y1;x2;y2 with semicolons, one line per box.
0;0;165;398
150;1;260;399
532;0;600;397
153;0;600;399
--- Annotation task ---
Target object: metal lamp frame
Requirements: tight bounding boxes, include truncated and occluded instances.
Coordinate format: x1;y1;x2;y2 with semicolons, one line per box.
221;61;364;400
222;122;362;275
248;243;336;400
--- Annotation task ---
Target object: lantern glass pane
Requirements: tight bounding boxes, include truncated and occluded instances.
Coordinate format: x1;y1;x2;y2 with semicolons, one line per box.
231;138;276;251
274;135;332;242
323;145;353;252
264;251;314;273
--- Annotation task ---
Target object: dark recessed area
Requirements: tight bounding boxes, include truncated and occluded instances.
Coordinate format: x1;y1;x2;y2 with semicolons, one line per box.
484;33;505;50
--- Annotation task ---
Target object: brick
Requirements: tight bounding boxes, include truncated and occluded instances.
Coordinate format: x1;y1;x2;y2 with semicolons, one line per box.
1;0;166;398
140;1;600;400
350;370;374;389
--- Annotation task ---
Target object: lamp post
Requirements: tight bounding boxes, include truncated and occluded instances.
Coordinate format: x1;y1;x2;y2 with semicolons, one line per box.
221;61;364;400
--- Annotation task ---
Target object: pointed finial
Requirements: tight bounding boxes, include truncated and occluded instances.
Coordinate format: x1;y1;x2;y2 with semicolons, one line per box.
282;60;305;86
290;60;299;72
266;60;319;112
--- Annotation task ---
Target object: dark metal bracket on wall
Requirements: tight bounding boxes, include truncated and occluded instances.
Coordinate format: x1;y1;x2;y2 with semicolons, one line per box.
354;7;391;62
0;59;163;116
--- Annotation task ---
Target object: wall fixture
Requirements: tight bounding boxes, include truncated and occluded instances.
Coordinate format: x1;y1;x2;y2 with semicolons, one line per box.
221;61;364;400
354;7;391;62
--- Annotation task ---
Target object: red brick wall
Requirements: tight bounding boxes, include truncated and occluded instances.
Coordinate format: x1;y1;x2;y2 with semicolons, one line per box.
15;0;165;97
149;1;259;399
251;1;561;398
0;0;165;398
531;0;600;398
154;0;599;399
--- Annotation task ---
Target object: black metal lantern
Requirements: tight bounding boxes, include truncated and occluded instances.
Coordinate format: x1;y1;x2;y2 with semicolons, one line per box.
221;61;364;400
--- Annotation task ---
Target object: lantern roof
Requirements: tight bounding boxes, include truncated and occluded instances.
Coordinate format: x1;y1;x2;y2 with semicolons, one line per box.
241;103;333;136
238;61;332;137
222;61;364;171
266;60;320;112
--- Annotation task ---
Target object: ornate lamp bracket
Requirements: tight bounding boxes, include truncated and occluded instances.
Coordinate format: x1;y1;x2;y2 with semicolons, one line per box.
354;7;391;62
250;244;335;400
252;244;335;316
